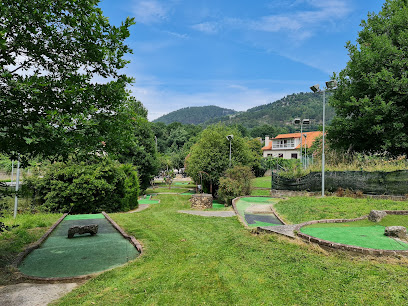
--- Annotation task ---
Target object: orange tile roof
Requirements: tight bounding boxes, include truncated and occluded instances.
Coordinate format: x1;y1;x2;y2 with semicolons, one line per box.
294;131;323;149
261;131;322;150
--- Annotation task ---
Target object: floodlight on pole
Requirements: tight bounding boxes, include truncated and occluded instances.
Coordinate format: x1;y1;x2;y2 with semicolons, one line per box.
294;118;310;168
310;80;337;197
226;135;233;167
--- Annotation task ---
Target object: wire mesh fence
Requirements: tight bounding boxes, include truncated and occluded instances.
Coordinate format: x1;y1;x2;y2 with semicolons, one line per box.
272;170;408;195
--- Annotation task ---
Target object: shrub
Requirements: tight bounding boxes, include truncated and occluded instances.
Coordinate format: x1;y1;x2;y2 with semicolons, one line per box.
217;166;255;205
24;158;139;214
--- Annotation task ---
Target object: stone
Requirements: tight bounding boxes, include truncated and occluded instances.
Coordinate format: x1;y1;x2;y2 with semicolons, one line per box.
245;204;273;214
190;193;213;209
384;226;407;239
68;224;98;238
368;210;387;222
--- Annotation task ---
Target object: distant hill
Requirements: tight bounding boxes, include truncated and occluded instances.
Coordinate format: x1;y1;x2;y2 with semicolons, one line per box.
204;92;335;130
153;105;237;125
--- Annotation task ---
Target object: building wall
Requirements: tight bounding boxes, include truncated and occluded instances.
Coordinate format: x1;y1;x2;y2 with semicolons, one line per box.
263;149;299;159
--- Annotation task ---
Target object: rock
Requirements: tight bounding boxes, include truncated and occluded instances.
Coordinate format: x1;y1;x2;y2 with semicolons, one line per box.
368;210;387;222
68;224;98;238
190;194;213;209
384;226;407;239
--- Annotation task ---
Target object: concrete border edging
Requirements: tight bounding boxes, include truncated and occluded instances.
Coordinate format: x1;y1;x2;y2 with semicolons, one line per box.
295;210;408;256
102;212;143;254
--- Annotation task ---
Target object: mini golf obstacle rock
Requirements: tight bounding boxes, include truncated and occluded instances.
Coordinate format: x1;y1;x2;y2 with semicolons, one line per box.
385;226;407;239
190;193;213;209
368;210;387;222
68;224;98;238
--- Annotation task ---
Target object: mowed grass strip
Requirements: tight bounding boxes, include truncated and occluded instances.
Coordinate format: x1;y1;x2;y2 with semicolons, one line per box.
56;195;408;305
251;176;272;188
275;196;408;224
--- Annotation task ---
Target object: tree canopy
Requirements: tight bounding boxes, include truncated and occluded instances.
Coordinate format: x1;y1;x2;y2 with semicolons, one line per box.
328;0;408;156
185;124;254;192
0;0;135;163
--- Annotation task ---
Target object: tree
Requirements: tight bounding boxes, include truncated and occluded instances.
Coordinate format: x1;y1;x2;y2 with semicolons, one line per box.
0;0;135;163
185;124;253;192
328;0;408;156
116;99;159;191
217;166;255;205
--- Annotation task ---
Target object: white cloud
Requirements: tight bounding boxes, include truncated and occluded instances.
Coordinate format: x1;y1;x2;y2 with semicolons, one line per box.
252;0;351;35
131;0;168;24
191;22;219;34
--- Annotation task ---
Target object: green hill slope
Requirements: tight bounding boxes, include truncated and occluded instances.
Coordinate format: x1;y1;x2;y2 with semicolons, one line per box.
205;92;335;129
153;105;237;125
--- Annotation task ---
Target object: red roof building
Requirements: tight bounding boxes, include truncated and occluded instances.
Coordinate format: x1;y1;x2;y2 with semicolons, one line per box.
262;131;322;159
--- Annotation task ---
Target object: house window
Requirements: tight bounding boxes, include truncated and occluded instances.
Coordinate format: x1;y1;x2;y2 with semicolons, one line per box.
291;153;298;159
267;154;272;157
278;153;283;158
273;138;295;149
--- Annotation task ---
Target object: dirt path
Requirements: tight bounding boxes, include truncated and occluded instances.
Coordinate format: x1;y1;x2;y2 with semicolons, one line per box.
0;282;80;306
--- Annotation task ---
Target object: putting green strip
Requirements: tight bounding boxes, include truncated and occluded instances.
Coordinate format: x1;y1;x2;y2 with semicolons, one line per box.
235;197;283;227
139;199;160;204
19;214;140;278
301;225;408;250
64;214;105;220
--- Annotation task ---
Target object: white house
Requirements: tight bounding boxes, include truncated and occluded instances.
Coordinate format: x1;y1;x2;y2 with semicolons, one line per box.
262;131;322;159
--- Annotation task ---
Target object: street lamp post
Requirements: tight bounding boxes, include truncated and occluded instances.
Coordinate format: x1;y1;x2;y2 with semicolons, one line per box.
226;135;233;167
293;118;310;168
310;80;337;197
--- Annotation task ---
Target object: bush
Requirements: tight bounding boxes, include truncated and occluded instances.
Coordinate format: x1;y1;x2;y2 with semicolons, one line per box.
217;166;255;205
24;159;139;214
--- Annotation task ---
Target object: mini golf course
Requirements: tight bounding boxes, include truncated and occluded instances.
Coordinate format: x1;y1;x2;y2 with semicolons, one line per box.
138;195;160;204
235;197;283;228
300;215;408;251
18;213;140;278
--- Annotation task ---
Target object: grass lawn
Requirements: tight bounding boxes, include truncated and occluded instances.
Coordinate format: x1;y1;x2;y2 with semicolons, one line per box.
0;212;62;285
145;187;191;194
275;196;408;224
55;195;408;305
250;189;270;196
251;176;271;188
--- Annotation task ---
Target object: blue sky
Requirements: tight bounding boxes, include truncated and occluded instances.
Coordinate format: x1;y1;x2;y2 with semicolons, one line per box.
98;0;384;121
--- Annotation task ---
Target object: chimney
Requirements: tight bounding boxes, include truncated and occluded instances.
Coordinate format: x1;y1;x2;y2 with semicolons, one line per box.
265;135;270;147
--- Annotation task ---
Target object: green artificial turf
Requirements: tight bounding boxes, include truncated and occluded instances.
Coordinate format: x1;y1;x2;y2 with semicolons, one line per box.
300;215;408;250
212;200;225;209
18;215;139;278
235;197;282;227
301;225;408;250
64;214;105;221
138;196;160;205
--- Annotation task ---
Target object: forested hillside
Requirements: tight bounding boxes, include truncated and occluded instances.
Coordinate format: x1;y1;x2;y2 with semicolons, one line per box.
205;92;335;130
153;106;237;125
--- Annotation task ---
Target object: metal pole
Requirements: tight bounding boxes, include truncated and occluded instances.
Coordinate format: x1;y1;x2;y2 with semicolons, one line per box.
14;156;21;219
305;137;308;169
322;90;326;197
229;139;232;167
300;123;303;167
11;160;14;184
